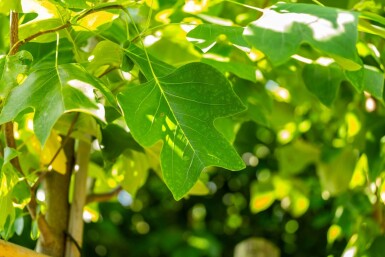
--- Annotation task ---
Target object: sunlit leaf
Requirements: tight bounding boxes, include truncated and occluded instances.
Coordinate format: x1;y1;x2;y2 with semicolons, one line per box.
41;131;67;174
19;1;69;43
118;62;246;199
244;3;361;70
0;64;114;145
87;40;123;77
75;11;119;31
187;180;210;196
115;152;149;198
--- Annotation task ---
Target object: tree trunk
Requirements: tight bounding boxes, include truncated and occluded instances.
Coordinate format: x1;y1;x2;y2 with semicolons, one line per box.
65;137;91;257
36;139;75;257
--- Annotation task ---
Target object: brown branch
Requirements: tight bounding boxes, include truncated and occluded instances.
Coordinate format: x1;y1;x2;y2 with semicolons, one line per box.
86;186;122;204
37;214;54;246
76;4;125;21
9;22;71;55
8;4;125;54
4;11;24;177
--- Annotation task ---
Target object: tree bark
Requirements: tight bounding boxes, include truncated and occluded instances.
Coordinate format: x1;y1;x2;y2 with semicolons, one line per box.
36;139;75;257
65;137;91;257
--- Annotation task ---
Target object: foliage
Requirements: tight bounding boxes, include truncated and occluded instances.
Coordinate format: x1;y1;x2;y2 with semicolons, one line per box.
1;0;385;256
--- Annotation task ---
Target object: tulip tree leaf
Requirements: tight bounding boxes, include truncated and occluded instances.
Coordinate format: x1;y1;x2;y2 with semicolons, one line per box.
0;64;114;145
187;24;249;52
118;62;246;199
244;3;361;70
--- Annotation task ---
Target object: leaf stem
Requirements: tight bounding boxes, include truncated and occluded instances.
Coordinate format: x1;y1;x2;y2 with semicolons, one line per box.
86;186;122;204
8;4;126;54
4;11;24;177
9;22;71;55
75;4;125;21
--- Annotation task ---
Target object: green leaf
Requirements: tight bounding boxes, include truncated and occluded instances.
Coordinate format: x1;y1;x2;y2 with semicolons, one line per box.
345;65;384;99
0;51;33;98
101;124;143;162
0;193;15;239
3;147;19;165
0;64;114;145
187;24;249;52
202;58;257;82
87;41;123;77
118;62;246;199
302;63;343;106
115;152;149;198
125;43;175;80
244;3;361;70
362;65;384;99
0;0;22;13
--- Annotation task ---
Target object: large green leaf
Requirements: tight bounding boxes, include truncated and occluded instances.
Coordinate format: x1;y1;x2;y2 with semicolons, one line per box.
0;64;114;145
118;62;246;199
187;24;249;52
244;3;361;70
